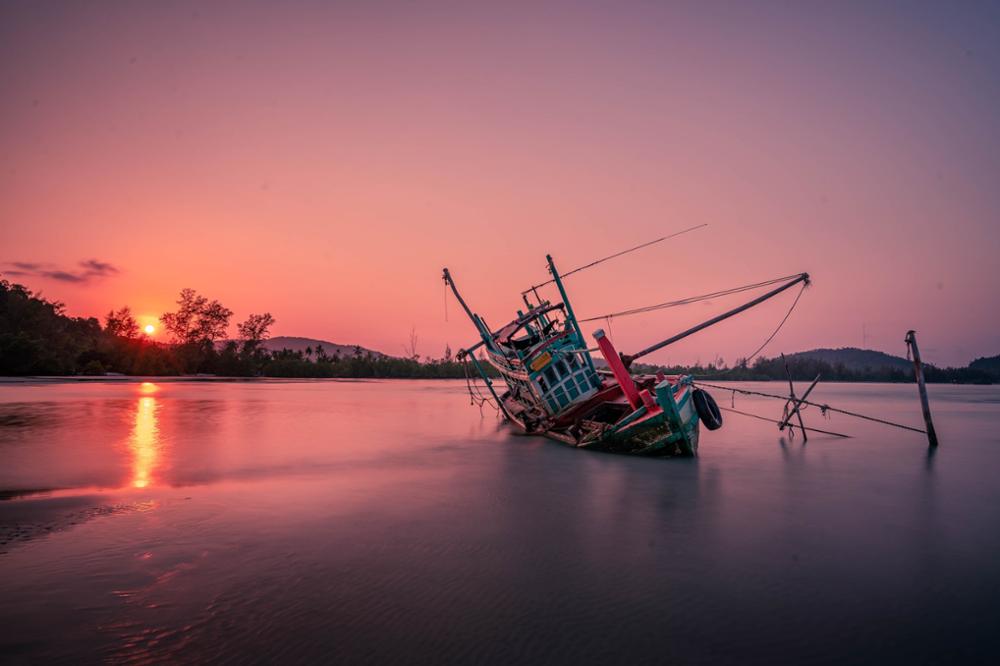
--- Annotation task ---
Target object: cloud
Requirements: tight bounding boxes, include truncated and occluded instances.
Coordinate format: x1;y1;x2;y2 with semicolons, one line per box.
2;259;120;284
44;270;88;283
79;259;119;277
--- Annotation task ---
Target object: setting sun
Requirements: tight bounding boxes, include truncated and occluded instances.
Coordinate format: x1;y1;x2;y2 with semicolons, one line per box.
144;324;155;335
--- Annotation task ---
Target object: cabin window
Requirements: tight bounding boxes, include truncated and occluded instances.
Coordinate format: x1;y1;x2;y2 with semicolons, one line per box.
543;366;557;385
555;360;568;377
556;390;568;408
537;376;549;393
566;354;578;370
567;383;579;400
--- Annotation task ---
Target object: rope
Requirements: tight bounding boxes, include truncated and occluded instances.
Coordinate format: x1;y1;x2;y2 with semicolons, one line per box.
736;282;807;367
719;406;851;438
523;224;708;294
659;281;807;378
462;357;499;416
696;382;927;434
578;273;802;323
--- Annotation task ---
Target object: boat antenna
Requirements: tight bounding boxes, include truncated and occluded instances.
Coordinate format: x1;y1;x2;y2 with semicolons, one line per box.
521;223;708;296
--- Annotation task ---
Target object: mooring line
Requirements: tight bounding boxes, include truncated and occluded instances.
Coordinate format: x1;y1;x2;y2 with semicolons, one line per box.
698;382;926;434
719;406;851;438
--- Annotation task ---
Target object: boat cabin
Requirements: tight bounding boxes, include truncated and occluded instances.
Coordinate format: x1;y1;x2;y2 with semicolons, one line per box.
484;301;602;417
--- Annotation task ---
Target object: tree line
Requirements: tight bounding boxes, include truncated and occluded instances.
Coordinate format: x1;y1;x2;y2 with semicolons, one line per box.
0;280;471;377
1;278;995;382
631;355;997;384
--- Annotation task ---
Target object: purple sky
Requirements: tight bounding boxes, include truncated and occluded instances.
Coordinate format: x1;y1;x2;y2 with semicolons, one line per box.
2;1;998;365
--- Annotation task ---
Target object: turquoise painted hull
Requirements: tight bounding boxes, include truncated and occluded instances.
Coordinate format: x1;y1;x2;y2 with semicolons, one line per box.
504;374;701;457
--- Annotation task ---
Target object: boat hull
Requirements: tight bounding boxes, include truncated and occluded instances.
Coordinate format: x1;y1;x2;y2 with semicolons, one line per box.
502;375;702;457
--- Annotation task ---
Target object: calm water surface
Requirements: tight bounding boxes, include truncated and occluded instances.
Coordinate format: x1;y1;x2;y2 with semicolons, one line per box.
1;379;998;664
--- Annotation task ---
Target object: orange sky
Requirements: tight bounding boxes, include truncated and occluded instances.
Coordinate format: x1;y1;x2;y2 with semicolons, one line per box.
2;1;998;366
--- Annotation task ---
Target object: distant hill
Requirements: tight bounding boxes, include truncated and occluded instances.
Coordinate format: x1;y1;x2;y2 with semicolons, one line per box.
262;336;387;359
970;354;1000;378
785;347;913;371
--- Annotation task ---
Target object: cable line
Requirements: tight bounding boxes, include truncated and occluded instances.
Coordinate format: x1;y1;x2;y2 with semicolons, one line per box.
579;273;802;323
522;223;708;295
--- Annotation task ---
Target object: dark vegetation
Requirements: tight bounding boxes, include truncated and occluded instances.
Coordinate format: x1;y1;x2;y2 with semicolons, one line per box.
632;351;997;384
970;354;1000;377
0;280;469;378
1;279;995;383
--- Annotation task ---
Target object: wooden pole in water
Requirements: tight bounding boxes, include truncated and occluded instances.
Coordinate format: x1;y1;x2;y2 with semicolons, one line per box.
781;354;809;442
905;330;939;448
779;374;821;433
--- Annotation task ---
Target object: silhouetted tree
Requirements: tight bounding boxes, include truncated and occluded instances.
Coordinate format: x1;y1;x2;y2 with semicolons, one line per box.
403;326;419;360
160;288;233;345
237;312;275;344
105;306;139;339
160;288;233;372
1;280;106;374
236;312;275;374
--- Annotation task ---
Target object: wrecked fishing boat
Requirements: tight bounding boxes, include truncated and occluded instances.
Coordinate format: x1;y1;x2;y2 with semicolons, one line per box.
443;251;809;457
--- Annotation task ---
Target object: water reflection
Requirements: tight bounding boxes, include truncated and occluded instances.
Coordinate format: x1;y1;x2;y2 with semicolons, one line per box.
129;384;161;488
1;381;999;663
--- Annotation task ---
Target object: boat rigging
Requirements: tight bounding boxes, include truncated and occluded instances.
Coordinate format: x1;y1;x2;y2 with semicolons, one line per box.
443;227;811;456
444;228;940;454
520;223;708;296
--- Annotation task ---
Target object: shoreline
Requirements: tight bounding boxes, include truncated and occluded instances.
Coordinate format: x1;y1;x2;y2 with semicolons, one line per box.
0;375;993;386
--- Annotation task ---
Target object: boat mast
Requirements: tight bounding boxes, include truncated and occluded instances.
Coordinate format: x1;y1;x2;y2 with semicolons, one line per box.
442;267;510;417
442;268;490;342
621;272;810;367
545;254;584;342
546;255;599;376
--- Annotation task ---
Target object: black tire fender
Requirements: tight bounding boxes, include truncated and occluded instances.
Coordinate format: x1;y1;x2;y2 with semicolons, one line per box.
693;389;723;430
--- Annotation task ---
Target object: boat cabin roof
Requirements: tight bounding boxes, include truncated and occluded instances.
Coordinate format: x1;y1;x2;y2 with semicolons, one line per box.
492;302;565;345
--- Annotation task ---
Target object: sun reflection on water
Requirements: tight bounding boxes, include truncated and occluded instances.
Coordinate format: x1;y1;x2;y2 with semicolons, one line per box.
130;388;161;488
